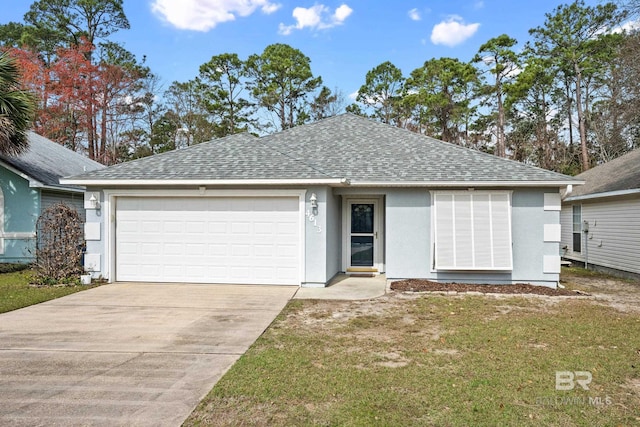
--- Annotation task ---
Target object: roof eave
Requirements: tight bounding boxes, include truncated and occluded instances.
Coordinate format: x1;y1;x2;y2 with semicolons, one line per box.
60;178;580;188
346;180;583;188
564;187;640;202
59;178;351;187
0;160;45;188
40;184;85;193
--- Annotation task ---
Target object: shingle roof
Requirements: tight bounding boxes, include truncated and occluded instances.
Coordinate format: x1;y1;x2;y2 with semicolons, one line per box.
0;132;104;189
569;148;640;197
262;114;576;183
69;132;333;181
65;114;579;186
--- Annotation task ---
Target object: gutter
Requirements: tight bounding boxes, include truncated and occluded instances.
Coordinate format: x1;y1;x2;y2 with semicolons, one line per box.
347;180;583;188
41;184;86;193
60;177;580;188
564;187;640;202
561;184;573;200
59;178;352;187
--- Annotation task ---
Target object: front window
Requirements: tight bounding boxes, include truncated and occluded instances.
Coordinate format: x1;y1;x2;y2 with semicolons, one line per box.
433;191;512;270
572;205;581;253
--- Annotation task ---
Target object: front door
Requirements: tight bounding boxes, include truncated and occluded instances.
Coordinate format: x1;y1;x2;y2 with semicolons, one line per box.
345;199;382;272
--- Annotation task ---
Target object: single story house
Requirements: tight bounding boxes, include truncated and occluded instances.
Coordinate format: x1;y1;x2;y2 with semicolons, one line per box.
62;114;580;288
561;148;640;278
0;132;104;263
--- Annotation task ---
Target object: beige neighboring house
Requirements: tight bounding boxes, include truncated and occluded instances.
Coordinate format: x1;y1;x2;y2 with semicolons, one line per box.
561;148;640;278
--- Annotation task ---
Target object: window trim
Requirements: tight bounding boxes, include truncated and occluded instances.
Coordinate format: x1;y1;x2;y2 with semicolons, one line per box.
572;204;582;253
431;190;513;271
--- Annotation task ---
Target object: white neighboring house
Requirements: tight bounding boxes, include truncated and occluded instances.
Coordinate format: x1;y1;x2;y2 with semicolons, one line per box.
561;148;640;278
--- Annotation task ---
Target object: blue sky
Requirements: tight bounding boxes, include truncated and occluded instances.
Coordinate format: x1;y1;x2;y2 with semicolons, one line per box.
5;0;605;100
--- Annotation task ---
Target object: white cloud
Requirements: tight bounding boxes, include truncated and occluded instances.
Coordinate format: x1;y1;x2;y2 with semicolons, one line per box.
430;15;479;47
612;18;640;34
408;8;421;21
279;3;353;35
334;4;352;22
151;0;282;32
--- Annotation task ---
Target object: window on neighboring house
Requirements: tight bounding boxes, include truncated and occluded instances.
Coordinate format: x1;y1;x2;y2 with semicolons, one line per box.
433;191;512;270
572;205;581;253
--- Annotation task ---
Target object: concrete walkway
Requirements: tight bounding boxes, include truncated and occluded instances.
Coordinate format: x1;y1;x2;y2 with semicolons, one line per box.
294;274;387;300
0;283;296;427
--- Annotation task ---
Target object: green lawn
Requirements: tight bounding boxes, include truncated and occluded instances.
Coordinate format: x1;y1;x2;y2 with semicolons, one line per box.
0;269;98;313
186;270;640;426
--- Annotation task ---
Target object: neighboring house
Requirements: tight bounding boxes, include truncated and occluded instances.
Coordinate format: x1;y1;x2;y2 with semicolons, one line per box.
63;114;580;288
0;132;104;263
561;148;640;278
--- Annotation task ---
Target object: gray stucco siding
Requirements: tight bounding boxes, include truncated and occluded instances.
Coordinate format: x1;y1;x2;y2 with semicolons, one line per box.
303;186;330;286
83;188;105;278
510;188;560;284
385;188;431;278
385;187;560;286
82;185;561;287
325;189;342;282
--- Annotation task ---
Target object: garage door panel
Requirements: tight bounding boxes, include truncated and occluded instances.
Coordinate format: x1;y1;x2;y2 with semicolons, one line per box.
208;222;227;234
118;220;139;233
254;244;274;257
277;244;298;258
163;221;183;234
116;196;301;285
254;222;275;235
277;267;298;281
185;243;206;256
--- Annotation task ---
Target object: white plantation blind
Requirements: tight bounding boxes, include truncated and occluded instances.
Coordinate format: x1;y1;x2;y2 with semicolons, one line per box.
433;191;513;270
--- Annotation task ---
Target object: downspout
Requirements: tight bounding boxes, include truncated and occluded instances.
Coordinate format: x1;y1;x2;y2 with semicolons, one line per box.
583;220;589;270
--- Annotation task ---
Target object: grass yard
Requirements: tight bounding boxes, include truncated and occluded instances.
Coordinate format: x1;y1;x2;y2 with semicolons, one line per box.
186;269;640;426
0;270;98;313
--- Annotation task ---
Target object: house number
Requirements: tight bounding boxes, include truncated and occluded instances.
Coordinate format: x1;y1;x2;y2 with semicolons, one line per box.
305;210;322;233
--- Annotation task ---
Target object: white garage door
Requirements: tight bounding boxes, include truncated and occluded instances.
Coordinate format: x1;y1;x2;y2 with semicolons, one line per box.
115;196;301;285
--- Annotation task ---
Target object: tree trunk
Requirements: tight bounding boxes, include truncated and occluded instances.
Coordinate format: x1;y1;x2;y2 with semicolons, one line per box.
87;102;95;160
496;80;506;157
565;80;574;148
574;64;590;171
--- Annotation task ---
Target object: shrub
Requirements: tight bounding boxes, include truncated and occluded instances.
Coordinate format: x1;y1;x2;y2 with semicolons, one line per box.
0;263;30;274
33;203;84;286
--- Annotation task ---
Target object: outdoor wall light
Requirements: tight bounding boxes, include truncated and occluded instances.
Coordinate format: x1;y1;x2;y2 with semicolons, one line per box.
310;193;318;215
88;193;101;210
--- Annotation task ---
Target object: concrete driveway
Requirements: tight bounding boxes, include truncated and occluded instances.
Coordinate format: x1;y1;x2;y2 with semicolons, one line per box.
0;282;297;426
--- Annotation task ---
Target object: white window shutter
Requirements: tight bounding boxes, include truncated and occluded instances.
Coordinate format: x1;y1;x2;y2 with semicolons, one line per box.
490;193;512;269
433;191;512;270
472;193;492;268
454;194;473;268
434;194;454;269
